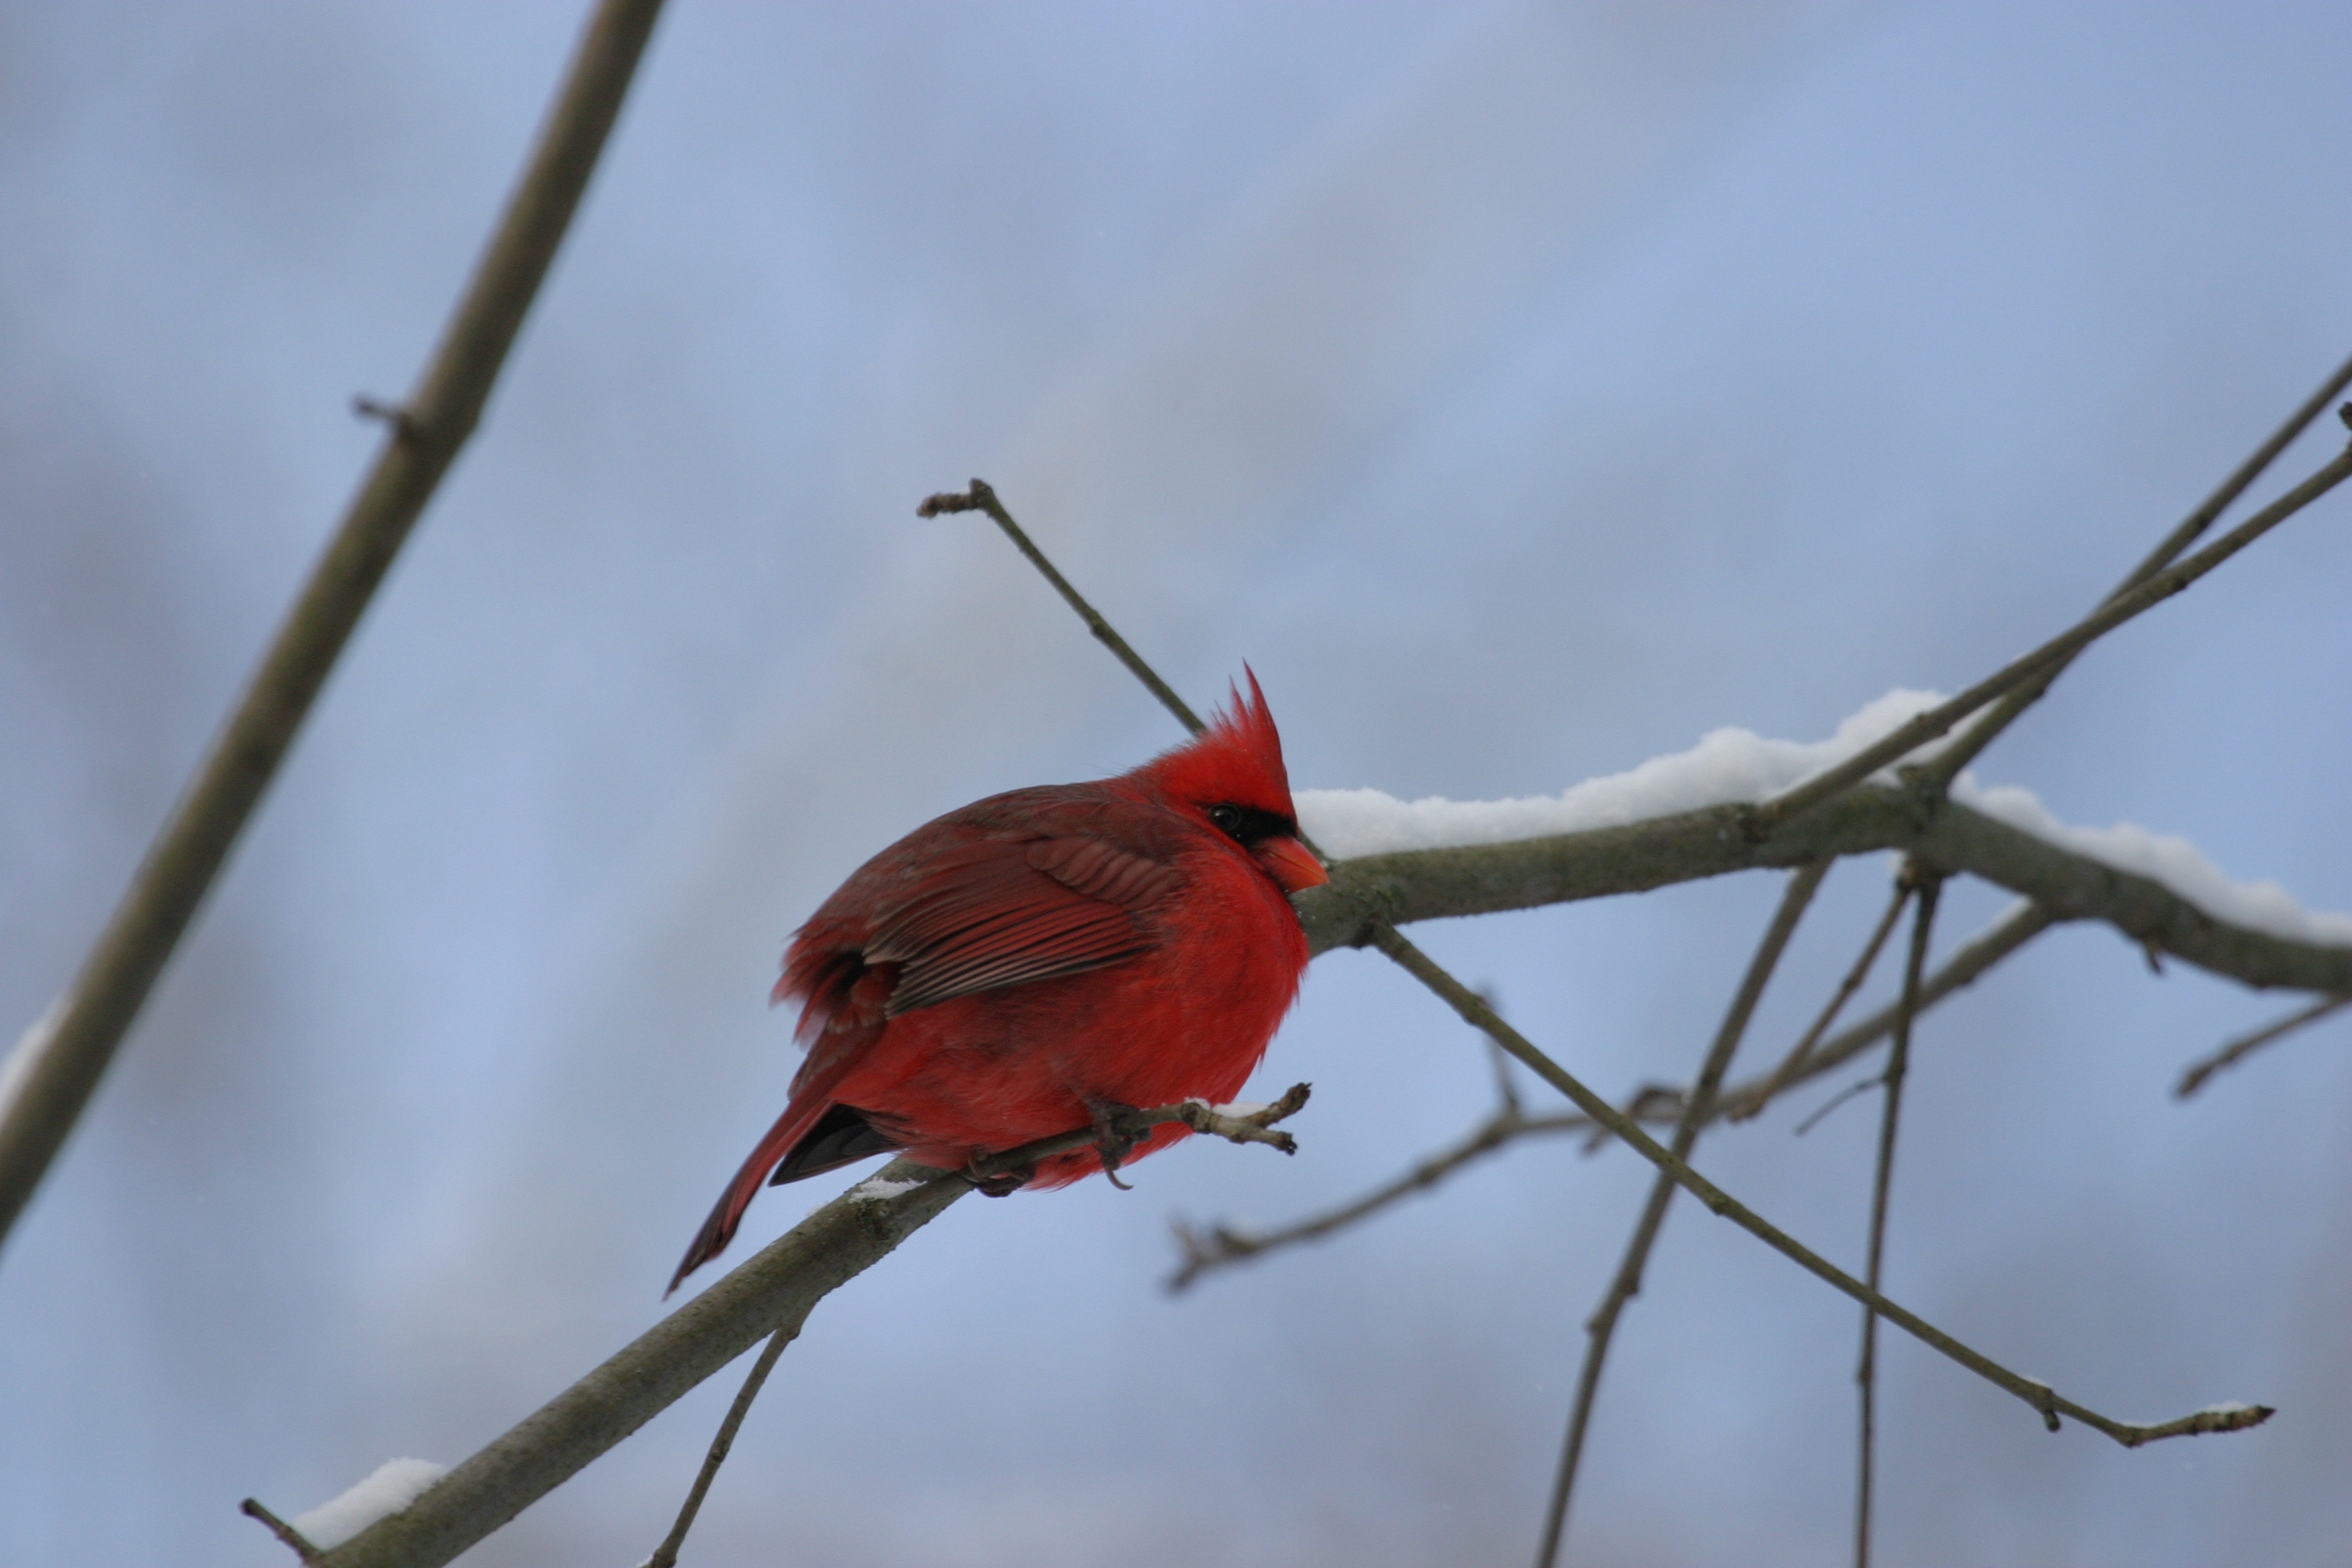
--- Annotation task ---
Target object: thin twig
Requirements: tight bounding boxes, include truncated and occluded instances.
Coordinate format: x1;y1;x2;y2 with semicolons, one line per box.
1920;349;2352;790
1372;924;2272;1450
1723;900;2054;1122
920;481;1206;735
971;1083;1313;1184
0;0;671;1256
1170;900;2061;1288
2174;995;2352;1099
1743;441;2352;838
1535;860;1831;1568
645;1326;795;1568
1855;867;1942;1568
1735;878;1913;1121
1168;1099;1572;1291
1793;1074;1883;1138
240;1498;322;1563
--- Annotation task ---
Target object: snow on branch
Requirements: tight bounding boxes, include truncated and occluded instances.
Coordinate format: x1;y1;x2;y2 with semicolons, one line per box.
1292;690;2352;992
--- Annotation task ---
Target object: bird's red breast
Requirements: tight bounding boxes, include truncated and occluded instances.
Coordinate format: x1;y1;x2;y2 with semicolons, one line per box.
669;671;1323;1292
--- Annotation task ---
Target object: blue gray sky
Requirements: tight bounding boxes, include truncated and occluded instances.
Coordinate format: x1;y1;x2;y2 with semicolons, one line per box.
5;5;2351;1564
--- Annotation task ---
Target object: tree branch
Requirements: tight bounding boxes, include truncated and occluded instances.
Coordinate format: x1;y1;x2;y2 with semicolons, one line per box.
644;1327;794;1568
1743;439;2352;835
1372;926;2272;1450
1168;896;2060;1289
1737;878;1913;1119
309;1162;963;1568
240;1498;322;1563
1536;860;1830;1568
1856;868;1942;1568
305;1089;1309;1568
2173;994;2351;1099
0;0;670;1256
1917;351;2352;790
1296;789;2352;995
1165;1096;1581;1292
920;479;1207;735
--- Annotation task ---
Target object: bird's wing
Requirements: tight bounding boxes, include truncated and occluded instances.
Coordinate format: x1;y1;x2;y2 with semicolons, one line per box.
865;831;1187;1015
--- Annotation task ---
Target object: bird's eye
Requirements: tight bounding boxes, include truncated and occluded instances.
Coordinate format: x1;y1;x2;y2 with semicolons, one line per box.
1207;803;1245;837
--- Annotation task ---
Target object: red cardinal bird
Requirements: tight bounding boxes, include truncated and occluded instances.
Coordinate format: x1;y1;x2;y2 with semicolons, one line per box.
670;672;1326;1292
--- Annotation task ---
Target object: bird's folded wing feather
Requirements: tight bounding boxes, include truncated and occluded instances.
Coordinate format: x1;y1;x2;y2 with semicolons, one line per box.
867;833;1186;1015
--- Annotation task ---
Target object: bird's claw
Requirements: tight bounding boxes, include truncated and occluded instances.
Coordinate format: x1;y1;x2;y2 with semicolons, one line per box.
962;1155;1031;1197
1087;1098;1147;1190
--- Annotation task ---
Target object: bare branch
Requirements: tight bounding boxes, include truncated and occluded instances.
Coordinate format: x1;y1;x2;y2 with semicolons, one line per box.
2174;995;2351;1099
1536;860;1831;1568
1171;898;2050;1289
1168;1099;1576;1292
1857;867;1943;1568
920;480;1207;736
0;0;671;1256
1919;350;2352;790
1743;440;2352;836
1723;900;2057;1120
1372;925;2272;1451
1736;879;1913;1120
645;1327;793;1568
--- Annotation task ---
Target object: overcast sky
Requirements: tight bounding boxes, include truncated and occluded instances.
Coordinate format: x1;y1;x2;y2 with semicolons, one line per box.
5;5;2351;1565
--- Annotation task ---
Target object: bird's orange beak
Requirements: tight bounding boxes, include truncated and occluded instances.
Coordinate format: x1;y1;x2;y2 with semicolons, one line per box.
1255;835;1329;893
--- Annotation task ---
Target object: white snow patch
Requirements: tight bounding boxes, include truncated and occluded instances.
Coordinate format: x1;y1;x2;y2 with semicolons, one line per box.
2197;1400;2259;1416
848;1173;926;1203
292;1458;447;1549
1294;688;2352;950
1296;689;1952;858
1948;778;2352;947
0;997;64;1130
1206;1100;1269;1118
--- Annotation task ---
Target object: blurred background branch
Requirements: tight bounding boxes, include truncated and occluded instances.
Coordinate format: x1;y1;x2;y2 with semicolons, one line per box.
0;0;669;1257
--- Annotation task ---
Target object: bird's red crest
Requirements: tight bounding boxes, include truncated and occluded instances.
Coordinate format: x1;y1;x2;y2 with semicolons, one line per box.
1133;667;1296;818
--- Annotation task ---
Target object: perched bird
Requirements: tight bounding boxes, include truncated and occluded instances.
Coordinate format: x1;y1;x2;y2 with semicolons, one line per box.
670;673;1326;1292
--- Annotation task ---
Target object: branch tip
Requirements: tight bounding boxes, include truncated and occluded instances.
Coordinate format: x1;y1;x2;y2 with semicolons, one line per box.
915;481;991;518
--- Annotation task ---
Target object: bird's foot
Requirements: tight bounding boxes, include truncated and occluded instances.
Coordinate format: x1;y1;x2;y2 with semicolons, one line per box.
962;1154;1031;1197
1086;1098;1148;1190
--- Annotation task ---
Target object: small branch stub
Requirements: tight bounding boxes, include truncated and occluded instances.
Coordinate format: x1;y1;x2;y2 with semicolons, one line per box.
349;394;417;439
241;1498;322;1564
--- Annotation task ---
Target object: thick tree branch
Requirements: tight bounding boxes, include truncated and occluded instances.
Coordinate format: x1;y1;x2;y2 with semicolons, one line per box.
304;1090;1310;1568
1296;789;2352;994
0;0;669;1256
309;1161;964;1568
